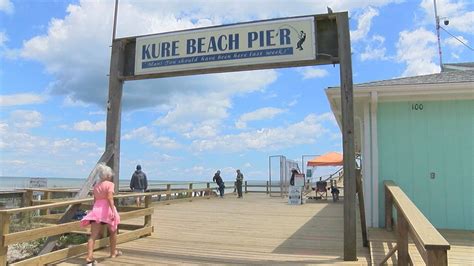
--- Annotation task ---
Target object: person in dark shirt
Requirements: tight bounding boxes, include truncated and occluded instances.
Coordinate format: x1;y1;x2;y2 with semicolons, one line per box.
212;170;225;198
235;169;244;198
130;165;148;206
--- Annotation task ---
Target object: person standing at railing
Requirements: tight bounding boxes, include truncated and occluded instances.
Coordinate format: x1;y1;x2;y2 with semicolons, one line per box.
80;163;122;264
235;169;244;198
213;170;225;198
130;164;148;207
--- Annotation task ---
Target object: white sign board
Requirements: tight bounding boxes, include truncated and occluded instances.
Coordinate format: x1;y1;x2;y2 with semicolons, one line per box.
29;178;47;188
294;173;305;187
29;178;47;197
135;17;316;75
288;186;303;205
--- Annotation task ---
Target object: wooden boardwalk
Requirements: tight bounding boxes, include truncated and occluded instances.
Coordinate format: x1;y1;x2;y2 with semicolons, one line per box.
57;194;370;265
369;228;474;265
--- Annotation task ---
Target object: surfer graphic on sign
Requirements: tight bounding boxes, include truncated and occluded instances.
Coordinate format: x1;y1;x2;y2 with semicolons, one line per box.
296;30;306;50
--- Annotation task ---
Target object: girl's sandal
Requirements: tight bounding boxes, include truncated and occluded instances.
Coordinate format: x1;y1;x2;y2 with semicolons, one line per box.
85;259;97;265
110;250;123;258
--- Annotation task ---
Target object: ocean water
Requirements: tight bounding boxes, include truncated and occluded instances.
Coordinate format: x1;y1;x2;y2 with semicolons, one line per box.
0;176;215;191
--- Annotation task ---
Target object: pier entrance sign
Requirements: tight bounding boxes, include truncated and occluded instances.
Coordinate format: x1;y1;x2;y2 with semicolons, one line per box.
104;11;357;261
135;17;316;75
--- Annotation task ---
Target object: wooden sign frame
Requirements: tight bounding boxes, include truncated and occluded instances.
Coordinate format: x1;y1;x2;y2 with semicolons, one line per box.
104;12;357;260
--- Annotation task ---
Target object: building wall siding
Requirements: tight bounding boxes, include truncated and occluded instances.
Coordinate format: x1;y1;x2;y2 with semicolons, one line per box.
377;99;473;230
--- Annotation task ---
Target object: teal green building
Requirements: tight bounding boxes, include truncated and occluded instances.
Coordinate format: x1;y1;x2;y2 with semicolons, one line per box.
326;63;473;230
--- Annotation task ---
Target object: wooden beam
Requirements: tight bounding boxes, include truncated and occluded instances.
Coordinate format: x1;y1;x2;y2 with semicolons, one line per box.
37;145;114;255
397;213;409;266
105;39;126;193
4;221;81;246
356;169;368;247
336;12;357;261
385;182;394;231
11;226;153;266
0;213;10;266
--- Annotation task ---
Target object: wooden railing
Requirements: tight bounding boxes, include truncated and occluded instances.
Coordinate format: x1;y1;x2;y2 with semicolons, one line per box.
0;185;215;265
382;180;450;266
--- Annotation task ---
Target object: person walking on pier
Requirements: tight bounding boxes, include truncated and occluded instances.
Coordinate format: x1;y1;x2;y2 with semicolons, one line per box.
130;164;148;207
235;169;244;198
213;170;225;198
81;163;122;264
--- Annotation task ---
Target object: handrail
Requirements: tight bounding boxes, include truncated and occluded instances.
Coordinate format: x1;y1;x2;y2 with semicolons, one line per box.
0;185;216;265
382;180;450;265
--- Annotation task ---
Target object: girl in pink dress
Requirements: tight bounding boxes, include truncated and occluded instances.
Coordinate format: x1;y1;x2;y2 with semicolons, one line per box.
80;163;121;264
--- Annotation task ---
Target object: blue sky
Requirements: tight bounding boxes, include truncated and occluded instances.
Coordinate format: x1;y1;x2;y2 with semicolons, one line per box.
0;0;473;182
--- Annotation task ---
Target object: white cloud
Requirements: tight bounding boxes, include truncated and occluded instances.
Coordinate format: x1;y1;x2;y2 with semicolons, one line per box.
0;31;7;47
0;0;13;14
10;110;42;129
0;93;47;106
16;0;401;114
297;67;329;80
444;35;469;47
76;159;86;166
123;126;180;149
396;28;439;76
63;95;90;107
235;107;287;129
360;35;387;61
350;7;379;42
192;113;332;152
73;120;105;132
183;122;219;139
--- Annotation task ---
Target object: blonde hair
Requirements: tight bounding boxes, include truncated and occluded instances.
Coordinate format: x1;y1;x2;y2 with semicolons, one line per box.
97;163;114;182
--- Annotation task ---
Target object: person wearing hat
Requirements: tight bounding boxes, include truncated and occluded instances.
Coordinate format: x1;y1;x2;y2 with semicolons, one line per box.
130;164;148;206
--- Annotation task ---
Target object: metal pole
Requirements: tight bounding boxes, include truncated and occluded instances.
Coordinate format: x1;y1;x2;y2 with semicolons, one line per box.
112;0;119;41
433;0;443;71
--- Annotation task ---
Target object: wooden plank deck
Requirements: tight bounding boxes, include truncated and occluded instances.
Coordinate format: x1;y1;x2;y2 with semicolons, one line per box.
368;228;474;265
56;194;370;265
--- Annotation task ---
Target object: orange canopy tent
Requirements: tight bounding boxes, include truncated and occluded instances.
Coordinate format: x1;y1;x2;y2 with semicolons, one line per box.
307;152;343;167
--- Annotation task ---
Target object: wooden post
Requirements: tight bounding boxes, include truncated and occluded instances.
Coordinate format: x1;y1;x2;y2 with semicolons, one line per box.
166;184;171;200
144;194;152;236
266;181;269;194
337;12;357;261
397;212;409;266
356;169;368;247
206;183;211;199
23;189;33;207
41;191;52;215
245;181;248;193
427;249;448;266
105;39;126;194
189;183;193;198
385;186;393;231
0;213;10;266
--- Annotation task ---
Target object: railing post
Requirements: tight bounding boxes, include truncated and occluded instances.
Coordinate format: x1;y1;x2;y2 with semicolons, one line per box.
206;182;211;199
144;194;152;236
0;213;10;266
385;185;393;231
166;184;171;200
41;191;52;215
189;183;193;198
427;249;448;266
245;181;248;193
397;211;409;266
266;181;269;194
23;189;33;207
